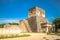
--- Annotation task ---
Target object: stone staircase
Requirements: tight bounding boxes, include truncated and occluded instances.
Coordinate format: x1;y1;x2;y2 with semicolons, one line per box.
23;20;32;32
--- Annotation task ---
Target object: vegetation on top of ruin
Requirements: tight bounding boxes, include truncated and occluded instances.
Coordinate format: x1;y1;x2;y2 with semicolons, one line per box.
8;23;19;25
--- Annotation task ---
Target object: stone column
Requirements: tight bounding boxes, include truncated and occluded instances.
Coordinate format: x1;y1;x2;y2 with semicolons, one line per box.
46;26;49;33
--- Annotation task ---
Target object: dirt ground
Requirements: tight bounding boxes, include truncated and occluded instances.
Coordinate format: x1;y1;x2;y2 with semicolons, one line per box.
0;33;60;40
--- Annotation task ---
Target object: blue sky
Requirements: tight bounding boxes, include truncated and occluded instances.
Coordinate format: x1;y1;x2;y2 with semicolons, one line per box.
0;0;60;24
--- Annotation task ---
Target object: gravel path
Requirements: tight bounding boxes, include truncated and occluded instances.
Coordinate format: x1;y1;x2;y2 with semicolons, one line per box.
0;33;60;40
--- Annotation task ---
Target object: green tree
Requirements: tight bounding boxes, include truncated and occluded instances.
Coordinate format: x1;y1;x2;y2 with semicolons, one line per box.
53;18;60;32
8;23;19;25
0;24;5;28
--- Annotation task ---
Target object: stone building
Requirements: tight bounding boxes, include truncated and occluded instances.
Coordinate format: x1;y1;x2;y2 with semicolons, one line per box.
19;6;54;33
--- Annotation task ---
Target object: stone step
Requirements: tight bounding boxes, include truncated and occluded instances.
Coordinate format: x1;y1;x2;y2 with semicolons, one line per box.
23;20;32;32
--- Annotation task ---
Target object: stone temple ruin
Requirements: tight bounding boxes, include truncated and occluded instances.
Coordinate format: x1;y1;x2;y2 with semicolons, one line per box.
19;6;55;33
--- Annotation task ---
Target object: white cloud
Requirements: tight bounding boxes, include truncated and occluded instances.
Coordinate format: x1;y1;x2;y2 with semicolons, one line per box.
0;19;20;24
0;17;27;24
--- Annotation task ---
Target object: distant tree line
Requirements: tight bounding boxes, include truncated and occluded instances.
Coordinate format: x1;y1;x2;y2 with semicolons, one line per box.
8;23;19;25
0;23;19;28
0;24;5;28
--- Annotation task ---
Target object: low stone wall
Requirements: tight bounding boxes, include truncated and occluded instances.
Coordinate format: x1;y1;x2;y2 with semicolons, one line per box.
0;28;21;35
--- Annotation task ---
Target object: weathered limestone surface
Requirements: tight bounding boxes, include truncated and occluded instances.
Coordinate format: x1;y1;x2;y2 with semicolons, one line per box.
19;20;28;32
28;16;37;32
0;24;21;35
23;20;32;32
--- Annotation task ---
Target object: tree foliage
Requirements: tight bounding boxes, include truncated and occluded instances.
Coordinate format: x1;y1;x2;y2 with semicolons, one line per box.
0;24;5;28
53;18;60;32
53;18;60;28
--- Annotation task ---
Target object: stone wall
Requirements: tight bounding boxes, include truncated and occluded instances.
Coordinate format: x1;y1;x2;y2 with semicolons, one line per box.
0;25;21;35
28;16;37;32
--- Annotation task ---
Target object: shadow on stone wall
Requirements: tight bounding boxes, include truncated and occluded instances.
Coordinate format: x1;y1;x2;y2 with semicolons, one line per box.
28;16;37;32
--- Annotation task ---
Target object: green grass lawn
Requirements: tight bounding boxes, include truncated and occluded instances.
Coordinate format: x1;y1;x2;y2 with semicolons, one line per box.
0;34;30;39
